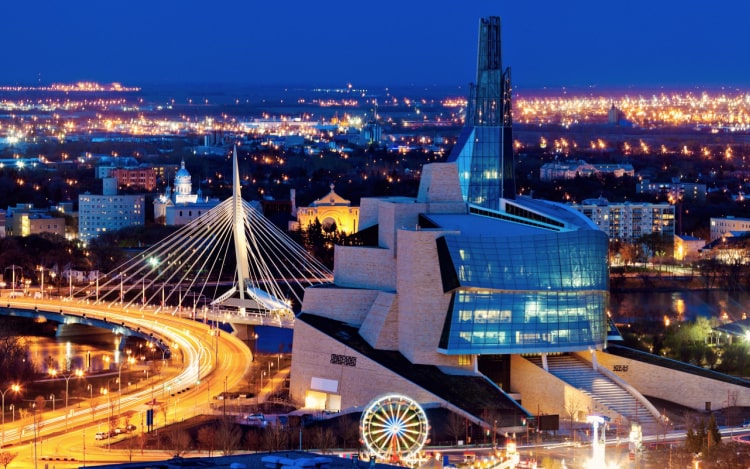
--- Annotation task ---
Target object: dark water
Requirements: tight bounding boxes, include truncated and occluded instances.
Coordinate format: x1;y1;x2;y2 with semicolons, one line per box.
609;290;750;323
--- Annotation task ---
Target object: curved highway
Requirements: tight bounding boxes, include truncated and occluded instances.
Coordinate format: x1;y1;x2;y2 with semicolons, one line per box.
0;296;253;467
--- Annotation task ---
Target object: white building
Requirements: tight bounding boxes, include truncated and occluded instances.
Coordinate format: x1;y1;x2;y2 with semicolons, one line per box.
539;160;634;181
154;160;220;225
710;216;750;242
570;197;675;242
78;178;145;244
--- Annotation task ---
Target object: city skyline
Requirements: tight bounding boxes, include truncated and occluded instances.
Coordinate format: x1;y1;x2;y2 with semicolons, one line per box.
3;1;750;90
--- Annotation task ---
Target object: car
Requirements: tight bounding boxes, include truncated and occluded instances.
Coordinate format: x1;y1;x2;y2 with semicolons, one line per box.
742;420;750;428
126;424;137;432
246;413;266;425
95;432;108;440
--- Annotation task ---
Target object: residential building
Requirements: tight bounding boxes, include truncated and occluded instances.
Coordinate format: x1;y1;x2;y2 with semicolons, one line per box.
570;197;675;242
636;179;707;203
674;234;705;261
710;216;750;242
111;167;157;191
78;178;145;244
539;160;634;182
4;204;65;238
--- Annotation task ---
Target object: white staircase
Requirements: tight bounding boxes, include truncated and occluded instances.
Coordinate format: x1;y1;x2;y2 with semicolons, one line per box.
526;354;659;433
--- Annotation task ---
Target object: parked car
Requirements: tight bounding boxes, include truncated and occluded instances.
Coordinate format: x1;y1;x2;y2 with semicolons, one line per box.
125;424;137;432
95;432;108;440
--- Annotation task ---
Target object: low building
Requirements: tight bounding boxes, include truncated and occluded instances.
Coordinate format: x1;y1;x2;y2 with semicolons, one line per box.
291;185;359;234
710;216;750;242
674;234;705;261
636;179;707;203
539;160;634;182
111;166;157;191
154;160;220;226
4;204;65;238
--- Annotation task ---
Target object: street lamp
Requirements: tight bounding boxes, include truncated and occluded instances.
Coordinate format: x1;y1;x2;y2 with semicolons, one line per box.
38;266;45;299
253;332;259;361
50;394;55;412
49;368;83;429
1;384;20;447
117;355;135;415
4;265;22;296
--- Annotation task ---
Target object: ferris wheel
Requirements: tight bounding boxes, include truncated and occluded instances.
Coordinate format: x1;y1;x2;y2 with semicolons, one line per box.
360;394;429;464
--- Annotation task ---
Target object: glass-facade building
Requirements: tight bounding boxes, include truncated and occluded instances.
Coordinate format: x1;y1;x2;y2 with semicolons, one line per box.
437;228;609;355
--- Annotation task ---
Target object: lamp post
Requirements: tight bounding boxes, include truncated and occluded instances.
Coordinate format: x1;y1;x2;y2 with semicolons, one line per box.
253;332;259;361
50;394;55;412
117;356;135;415
5;265;22;296
1;384;20;448
32;403;38;469
9;404;14;423
38;266;45;299
49;368;83;430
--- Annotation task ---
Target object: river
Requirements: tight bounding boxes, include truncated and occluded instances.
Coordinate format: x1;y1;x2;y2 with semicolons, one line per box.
609;289;750;324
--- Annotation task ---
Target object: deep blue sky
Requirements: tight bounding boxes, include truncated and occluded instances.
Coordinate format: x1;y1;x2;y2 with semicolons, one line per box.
4;0;749;90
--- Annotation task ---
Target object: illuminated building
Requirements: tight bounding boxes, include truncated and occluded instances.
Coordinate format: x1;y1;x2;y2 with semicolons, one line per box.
110;167;157;191
636;179;707;203
674;234;705;261
710;216;750;242
291;185;359;234
448;16;514;210
539;160;634;181
290;16;608;428
571;197;675;242
154;160;220;226
78;178;145;244
4;204;65;238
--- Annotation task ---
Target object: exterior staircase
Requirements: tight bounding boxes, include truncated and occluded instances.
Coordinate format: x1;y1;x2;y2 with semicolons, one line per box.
526;354;659;434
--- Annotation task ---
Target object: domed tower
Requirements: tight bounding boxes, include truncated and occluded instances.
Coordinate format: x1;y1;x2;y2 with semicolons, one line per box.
174;159;198;204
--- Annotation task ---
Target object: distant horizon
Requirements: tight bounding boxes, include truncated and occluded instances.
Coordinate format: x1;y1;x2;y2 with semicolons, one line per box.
3;79;750;96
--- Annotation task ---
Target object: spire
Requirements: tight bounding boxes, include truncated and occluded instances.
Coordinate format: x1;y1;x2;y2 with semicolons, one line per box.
232;145;250;307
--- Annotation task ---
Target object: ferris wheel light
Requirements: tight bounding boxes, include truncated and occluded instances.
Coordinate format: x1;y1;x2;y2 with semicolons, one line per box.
360;394;429;464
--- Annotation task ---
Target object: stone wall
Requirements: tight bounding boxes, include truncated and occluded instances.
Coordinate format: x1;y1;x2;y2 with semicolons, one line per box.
301;287;379;326
595;349;750;410
334;245;396;290
289;319;443;411
509;355;626;424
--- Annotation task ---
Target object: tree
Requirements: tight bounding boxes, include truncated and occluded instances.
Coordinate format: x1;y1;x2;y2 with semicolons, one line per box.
0;452;17;469
336;414;360;450
445;412;465;445
168;430;192;457
262;424;289;452
216;417;241;455
197;425;217;456
311;427;335;454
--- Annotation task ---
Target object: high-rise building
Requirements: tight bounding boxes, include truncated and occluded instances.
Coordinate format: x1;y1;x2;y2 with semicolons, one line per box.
448;16;514;210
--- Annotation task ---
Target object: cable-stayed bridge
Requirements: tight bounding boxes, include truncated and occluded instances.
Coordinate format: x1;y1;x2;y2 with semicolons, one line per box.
77;146;332;332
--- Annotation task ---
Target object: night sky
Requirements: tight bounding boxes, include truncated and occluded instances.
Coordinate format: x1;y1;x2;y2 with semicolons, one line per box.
4;0;750;90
